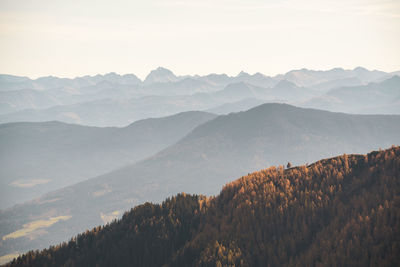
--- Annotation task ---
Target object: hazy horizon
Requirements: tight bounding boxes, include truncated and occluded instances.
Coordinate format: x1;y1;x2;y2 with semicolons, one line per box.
1;0;399;79
1;66;399;81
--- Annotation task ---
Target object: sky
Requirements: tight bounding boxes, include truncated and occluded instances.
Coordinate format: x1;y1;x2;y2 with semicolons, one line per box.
0;0;399;79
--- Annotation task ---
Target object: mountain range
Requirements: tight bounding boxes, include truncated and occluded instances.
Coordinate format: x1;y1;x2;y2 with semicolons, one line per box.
1;103;400;260
1;67;399;126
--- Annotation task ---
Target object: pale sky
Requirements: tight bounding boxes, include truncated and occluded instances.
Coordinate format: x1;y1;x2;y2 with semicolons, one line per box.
0;0;399;79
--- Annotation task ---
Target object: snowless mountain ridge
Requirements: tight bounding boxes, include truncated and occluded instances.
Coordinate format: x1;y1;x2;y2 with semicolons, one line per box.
0;67;399;127
1;66;399;89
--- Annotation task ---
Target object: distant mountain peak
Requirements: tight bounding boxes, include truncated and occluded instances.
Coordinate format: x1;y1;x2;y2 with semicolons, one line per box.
122;73;140;79
144;67;178;84
354;66;369;72
35;75;59;81
153;66;171;73
205;73;230;78
102;72;119;79
237;71;250;77
253;72;266;77
104;72;118;76
286;68;310;74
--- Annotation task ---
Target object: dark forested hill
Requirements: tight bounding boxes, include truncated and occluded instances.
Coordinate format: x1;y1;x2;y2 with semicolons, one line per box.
6;146;400;266
0;111;216;209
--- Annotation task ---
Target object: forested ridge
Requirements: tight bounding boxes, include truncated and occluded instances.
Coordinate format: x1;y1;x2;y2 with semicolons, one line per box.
5;146;400;266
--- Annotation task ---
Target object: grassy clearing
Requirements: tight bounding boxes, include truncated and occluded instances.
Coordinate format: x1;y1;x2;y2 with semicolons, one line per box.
2;216;71;240
0;253;20;265
9;179;51;188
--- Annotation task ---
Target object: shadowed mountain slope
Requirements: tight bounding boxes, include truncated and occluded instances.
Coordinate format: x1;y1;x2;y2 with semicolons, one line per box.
0;111;216;209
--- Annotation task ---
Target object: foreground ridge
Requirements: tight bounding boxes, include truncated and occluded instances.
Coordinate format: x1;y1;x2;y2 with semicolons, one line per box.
6;146;400;266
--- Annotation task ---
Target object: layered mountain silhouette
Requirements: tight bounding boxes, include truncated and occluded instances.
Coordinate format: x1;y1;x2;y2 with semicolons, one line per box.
0;95;220;127
5;146;400;266
0;73;141;92
309;76;363;92
0;111;216;209
1;67;399;126
213;82;270;102
301;75;400;114
1;103;400;259
277;67;390;87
